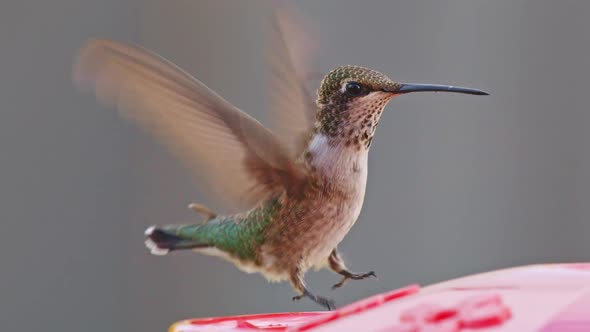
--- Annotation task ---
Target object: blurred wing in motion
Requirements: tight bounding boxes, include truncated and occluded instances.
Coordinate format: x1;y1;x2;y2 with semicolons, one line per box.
74;39;304;211
267;6;319;158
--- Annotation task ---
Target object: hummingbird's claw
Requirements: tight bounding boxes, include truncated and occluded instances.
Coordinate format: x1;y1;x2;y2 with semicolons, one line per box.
314;296;336;311
332;270;378;290
332;279;346;290
292;294;304;301
293;289;335;311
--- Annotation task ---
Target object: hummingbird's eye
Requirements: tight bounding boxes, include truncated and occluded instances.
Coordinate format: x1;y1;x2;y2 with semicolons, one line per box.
344;82;365;97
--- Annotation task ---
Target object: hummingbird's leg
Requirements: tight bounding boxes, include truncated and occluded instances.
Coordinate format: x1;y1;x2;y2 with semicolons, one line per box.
188;203;217;223
290;269;335;310
329;248;377;290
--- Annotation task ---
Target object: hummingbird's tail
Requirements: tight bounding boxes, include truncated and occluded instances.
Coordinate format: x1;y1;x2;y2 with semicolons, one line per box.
143;200;277;259
144;225;212;256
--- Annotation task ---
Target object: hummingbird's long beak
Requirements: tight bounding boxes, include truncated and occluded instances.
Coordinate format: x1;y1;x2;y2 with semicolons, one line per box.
386;83;488;96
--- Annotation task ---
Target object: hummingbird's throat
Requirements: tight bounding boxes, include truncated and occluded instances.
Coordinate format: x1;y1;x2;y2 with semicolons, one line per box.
315;92;394;150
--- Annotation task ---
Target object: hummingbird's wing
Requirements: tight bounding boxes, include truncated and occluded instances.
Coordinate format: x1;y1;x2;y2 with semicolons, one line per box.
267;7;318;158
74;39;304;210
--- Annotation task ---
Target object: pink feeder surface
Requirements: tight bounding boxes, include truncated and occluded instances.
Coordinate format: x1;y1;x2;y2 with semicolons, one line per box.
169;263;590;332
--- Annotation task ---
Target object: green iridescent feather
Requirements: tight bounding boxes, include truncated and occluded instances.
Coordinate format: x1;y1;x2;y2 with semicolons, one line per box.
160;198;282;260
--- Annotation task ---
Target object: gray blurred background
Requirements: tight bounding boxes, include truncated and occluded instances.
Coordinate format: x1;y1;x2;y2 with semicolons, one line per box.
2;0;589;331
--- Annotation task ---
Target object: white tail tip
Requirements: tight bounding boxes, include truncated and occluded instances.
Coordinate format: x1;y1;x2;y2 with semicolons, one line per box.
144;226;169;256
144;225;156;236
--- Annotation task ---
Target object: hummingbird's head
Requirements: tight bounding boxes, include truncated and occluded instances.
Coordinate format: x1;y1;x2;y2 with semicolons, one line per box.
314;65;487;149
317;65;399;105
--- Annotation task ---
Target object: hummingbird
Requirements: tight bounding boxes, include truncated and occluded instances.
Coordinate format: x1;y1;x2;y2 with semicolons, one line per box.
73;11;487;310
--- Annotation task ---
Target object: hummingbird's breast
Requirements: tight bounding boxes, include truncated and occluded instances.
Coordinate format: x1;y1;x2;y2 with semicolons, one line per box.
260;134;369;276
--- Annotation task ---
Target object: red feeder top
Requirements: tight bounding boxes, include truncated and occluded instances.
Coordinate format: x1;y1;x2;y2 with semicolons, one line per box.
170;263;590;332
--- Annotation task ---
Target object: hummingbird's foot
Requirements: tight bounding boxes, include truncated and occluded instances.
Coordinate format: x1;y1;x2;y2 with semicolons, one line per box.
332;270;377;290
328;248;378;289
292;288;335;310
188;202;217;223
